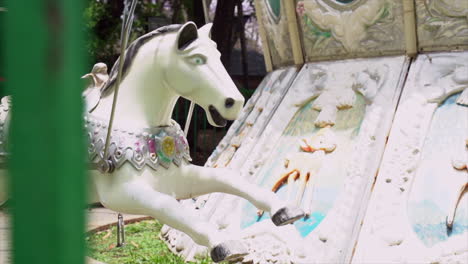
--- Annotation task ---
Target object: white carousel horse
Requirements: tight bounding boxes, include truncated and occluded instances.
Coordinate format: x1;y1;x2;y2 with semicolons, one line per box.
0;22;305;262
83;22;304;262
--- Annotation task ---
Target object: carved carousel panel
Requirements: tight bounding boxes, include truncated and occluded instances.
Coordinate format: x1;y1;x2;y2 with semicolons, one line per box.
206;67;298;169
163;56;409;263
415;0;468;52
353;52;468;264
232;56;407;264
161;66;299;260
295;0;406;61
256;0;295;68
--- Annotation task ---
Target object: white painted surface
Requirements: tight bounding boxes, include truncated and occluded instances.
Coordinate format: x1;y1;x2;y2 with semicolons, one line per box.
165;55;409;263
353;52;468;264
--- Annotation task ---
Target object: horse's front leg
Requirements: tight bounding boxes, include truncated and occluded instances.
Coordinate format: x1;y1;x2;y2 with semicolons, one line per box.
122;181;247;262
182;165;304;226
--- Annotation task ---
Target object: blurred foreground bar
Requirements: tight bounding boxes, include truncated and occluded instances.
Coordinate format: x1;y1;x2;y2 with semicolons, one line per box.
5;1;86;264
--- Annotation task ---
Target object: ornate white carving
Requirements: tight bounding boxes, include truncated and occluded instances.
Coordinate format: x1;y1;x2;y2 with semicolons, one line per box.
259;127;337;217
296;64;388;127
353;52;468;264
299;0;386;52
259;0;293;66
296;0;405;60
165;56;409;263
416;0;468;50
240;222;304;264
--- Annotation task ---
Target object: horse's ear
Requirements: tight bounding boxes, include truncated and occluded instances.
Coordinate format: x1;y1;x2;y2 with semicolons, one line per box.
177;22;198;50
199;23;213;39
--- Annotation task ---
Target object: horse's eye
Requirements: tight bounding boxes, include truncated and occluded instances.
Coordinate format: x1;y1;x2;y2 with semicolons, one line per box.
188;55;206;65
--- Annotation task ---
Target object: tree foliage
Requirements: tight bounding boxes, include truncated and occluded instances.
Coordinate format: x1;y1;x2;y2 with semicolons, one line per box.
83;0;198;69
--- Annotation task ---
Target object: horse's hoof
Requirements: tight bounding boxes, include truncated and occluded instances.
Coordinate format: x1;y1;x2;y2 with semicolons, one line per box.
210;240;248;263
272;206;305;226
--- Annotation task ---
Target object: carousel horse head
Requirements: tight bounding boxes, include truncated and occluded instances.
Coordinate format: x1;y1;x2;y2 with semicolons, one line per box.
99;22;244;128
95;22;245;128
163;22;245;127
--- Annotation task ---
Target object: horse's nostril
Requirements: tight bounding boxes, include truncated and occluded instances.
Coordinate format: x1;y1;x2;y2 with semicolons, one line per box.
225;98;235;108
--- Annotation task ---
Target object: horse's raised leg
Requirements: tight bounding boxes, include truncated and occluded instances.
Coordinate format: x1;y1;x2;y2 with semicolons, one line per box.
115;181;247;262
182;165;305;226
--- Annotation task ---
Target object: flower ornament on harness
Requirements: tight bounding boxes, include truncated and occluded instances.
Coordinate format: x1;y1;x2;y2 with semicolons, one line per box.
85;114;191;171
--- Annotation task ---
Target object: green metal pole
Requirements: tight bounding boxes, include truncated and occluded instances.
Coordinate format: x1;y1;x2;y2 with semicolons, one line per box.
0;2;5;98
6;1;86;264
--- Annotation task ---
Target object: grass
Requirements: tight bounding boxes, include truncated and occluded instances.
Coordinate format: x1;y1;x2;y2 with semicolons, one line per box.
86;220;215;264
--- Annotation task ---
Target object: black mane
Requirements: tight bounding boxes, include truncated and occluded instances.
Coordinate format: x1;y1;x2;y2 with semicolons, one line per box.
100;24;183;96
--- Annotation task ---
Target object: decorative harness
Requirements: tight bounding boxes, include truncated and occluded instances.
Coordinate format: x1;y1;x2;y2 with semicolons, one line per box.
81;57;192;172
86;115;191;171
1;23;195;171
0;96;192;171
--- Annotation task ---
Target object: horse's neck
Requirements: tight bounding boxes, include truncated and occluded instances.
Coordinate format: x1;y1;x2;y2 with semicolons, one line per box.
92;69;179;130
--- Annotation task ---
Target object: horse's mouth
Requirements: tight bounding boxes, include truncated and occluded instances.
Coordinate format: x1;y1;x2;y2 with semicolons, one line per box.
209;105;227;127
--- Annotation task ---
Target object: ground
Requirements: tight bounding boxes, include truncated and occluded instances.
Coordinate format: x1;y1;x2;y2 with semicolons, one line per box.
0;206;211;264
87;220;213;264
